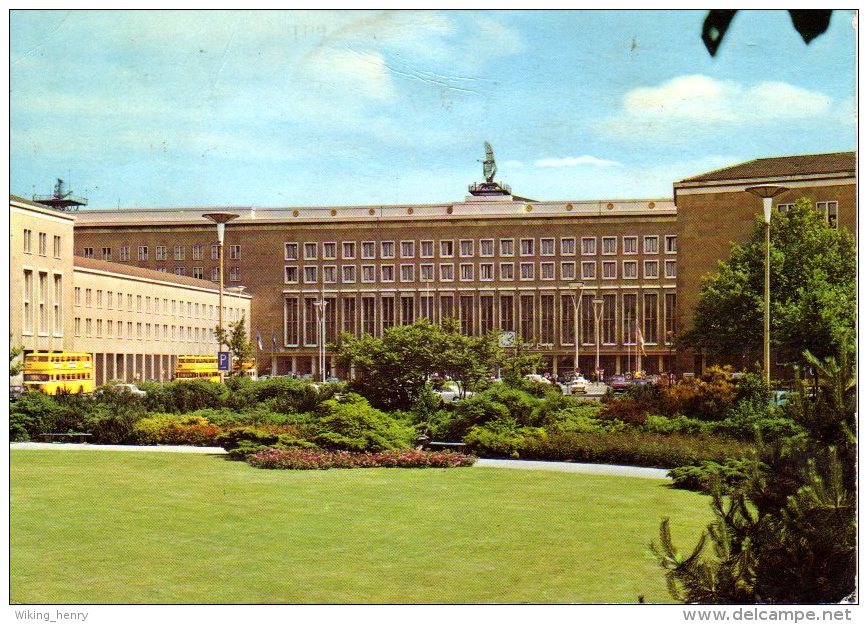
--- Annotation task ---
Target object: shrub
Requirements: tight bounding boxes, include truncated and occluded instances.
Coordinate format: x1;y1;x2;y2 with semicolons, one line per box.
217;426;316;460
312;394;416;452
542;405;625;435
715;400;805;441
10;391;62;441
463;418;547;458
641;414;712;436
82;404;147;444
141;380;227;413
133;414;222;446
247;448;477;470
444;385;540;439
668;458;766;493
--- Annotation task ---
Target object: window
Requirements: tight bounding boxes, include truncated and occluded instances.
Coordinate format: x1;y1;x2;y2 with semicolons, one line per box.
381;241;395;258
623;236;638;254
38;233;47;256
400;241;414;258
322;242;336;259
665;260;677;278
174;267;186;276
107;291;113;310
97;290;104;308
119;246;130;261
420;240;434;258
500;295;514;332
304;242;317;260
480;263;494;281
440;263;454;281
323;266;337;283
665;293;677;342
480;296;495;334
74;317;81;337
581;261;596;279
581;237;596;255
85;318;93;337
500;263;514;280
342;265;356;283
212;244;219;260
284;266;299;283
520;295;535;342
420;264;434;281
400;264;414;282
136;295;142;312
193;267;203;279
665;235;677;253
172;245;183;260
102;247;112;261
400;296;415;326
623;261;638;279
343;298;356;335
460;263;474;281
74;286;81;306
540;238;555;256
561;237;576;256
286;299;300;346
644;236;659;254
776;202;795;214
23;229;32;254
817;201;839;228
381;265;395;282
23;270;33;333
540;262;555;280
520;262;534;280
362;297;376;335
342;241;356;259
285;243;298;260
138;246;149;261
85;288;92;307
644;293;659;344
581;294;595;345
83;247;94;259
561;295;575;345
459;296;475;335
229;245;241;260
53;236;62;258
382;296;396;331
602;294;616;345
304;266;317;283
500;239;514;257
440;240;454;257
602;261;617;279
623;294;637;344
602;237;617;255
644;260;659;278
520;239;534;256
561;262;576;280
361;265;376;282
460;240;474;257
480;239;494;256
192;244;202;260
210;267;220;281
37;272;48;334
362;241;376;259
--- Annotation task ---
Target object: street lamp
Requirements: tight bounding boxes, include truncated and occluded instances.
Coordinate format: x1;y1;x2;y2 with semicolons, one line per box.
203;212;239;382
312;298;328;382
568;281;585;378
592;295;604;381
745;186;787;384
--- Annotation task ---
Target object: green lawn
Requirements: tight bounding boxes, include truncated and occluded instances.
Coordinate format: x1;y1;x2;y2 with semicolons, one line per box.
11;450;712;604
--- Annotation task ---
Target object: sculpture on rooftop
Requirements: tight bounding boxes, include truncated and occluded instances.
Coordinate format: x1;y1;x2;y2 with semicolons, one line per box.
468;141;511;197
482;141;497;183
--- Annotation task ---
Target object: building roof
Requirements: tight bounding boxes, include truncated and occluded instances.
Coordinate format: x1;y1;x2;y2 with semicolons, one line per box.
677;152;855;184
11;194;77;220
73;256;251;297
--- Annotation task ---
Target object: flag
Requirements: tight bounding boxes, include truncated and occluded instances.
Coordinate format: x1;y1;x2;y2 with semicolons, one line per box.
256;331;263;351
636;326;647;356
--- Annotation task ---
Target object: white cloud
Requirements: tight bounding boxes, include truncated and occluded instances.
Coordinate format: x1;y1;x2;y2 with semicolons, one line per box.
534;155;622;168
300;47;396;101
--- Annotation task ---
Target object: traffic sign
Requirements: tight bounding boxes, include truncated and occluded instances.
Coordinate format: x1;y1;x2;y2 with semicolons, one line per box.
218;351;230;372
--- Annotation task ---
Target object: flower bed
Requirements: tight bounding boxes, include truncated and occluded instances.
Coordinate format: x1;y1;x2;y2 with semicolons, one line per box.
247;448;477;470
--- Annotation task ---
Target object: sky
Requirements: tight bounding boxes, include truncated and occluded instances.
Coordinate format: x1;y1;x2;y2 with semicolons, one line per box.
8;9;857;209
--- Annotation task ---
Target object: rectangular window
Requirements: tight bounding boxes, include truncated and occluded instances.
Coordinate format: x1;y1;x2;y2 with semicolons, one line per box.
82;246;94;259
540;238;555;256
342;241;356;259
561;262;576;281
381;296;395;331
304;299;317;346
480;239;494;256
174;245;185;260
343;298;357;335
229;245;240;260
381;265;395;282
623;261;638;279
304;266;317;283
420;294;434;320
644;293;659;344
540;295;555;344
440;263;454;282
440;240;454;258
401;296;415;326
601;294;616;345
420;264;434;281
400;241;415;258
362;241;376;259
138;246;149;261
665;293;677;343
500;263;514;281
362;297;376;335
193;267;203;279
53;236;62;258
581;294;595;345
304;242;317;260
665;235;677;253
23;229;32;254
85;288;93;307
53;275;62;334
285;298;299;345
323;266;337;283
361;265;376;282
381;241;395;259
37;273;48;333
22;270;33;333
561;295;575;345
602;261;617;279
602;237;617;255
192;244;202;260
460;263;474;281
520;295;535;342
480;263;494;281
500;239;514;257
323;242;336;259
581;261;596;279
520;262;534;280
623;236;638;254
38;233;47;256
623;294;637;345
74;317;81;337
325;297;337;343
520;238;534;256
102;247;112;261
665;259;677;278
210;267;220;281
342;265;356;283
500;295;514;332
174;267;186;276
420;240;434;258
440;295;454;320
540;262;555;280
644;260;659;278
561;237;576;256
460;240;474;257
817;201;839;228
459;296;474;335
644;236;659;254
212;244;219;260
74;286;81;307
285;243;298;260
581;237;596;255
119;246;130;261
97;290;104;308
400;264;414;282
155;246;166;260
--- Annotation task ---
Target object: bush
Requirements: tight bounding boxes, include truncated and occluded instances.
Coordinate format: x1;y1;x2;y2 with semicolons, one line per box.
10;391;62;441
463;418;547;458
133;414;222;446
542;405;625;434
312;394;416;452
217;426;316;460
247;448;477;470
641;414;712;436
82;404;147;444
141;380;227;413
445;386;540;439
715;401;805;441
668;458;766;493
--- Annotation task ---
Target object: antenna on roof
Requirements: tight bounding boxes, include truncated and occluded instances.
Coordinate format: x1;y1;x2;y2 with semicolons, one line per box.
32;178;87;212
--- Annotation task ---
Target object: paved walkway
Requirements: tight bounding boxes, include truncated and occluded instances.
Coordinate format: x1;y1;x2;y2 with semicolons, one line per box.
10;443;671;479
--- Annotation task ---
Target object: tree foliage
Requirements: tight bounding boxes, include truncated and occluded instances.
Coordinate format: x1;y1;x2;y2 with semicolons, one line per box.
682;198;855;369
702;10;833;57
10;341;24;377
215;315;255;376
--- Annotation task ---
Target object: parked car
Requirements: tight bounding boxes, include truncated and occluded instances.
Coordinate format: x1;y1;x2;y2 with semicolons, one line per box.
567;376;588;394
435;382;473;403
98;383;147;397
324;376;341;383
607;375;631;394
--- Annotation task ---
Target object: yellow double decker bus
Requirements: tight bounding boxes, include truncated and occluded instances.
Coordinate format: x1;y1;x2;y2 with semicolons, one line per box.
23;352;95;395
173;355;257;382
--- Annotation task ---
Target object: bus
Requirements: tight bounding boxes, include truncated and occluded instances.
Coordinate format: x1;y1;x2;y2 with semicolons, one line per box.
23;352;95;395
173;355;256;382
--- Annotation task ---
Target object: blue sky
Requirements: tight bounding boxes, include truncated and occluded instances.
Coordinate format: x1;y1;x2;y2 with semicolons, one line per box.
9;9;857;209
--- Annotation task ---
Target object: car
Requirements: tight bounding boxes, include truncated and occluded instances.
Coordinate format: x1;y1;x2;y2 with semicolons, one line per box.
567;376;588;394
99;383;147;397
324;376;341;383
434;382;473;403
607;375;631;394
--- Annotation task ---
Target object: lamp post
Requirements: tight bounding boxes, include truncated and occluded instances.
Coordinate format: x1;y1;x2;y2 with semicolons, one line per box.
313;298;328;382
568;281;585;378
592;295;604;381
745;186;787;384
203;212;239;383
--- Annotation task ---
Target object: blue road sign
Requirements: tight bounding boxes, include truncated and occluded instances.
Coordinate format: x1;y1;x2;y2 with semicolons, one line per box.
218;351;230;372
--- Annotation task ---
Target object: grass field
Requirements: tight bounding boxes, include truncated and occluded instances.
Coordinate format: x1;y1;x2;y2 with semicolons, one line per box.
11;450;712;604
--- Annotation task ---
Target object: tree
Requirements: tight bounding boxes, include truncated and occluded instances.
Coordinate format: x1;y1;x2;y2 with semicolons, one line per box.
10;341;24;377
214;315;254;376
681;198;855;369
438;318;500;399
496;335;543;385
702;10;833;57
